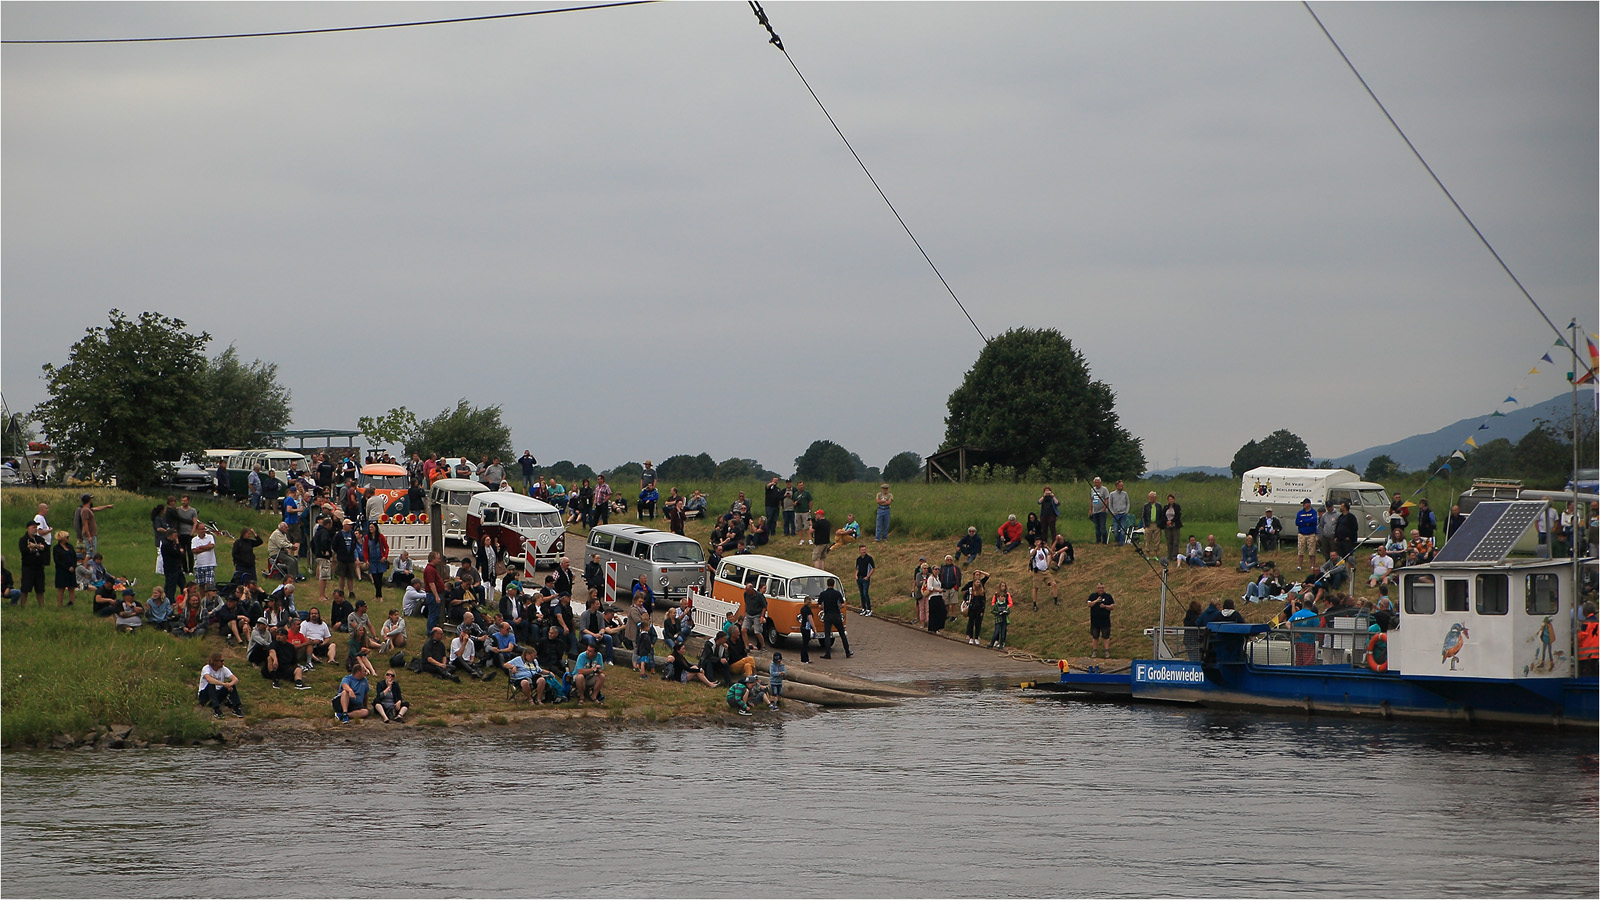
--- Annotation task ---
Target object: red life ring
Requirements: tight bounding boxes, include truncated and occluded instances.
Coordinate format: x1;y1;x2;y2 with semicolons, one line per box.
1366;631;1388;672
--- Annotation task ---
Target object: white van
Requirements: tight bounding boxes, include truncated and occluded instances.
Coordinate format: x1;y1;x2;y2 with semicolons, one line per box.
585;524;708;607
430;477;490;543
1237;467;1388;540
466;493;565;569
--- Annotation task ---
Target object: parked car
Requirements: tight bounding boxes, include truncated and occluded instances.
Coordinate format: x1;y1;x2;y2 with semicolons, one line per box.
159;460;213;492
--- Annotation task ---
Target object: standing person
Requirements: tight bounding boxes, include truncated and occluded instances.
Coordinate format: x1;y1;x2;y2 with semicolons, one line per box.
923;565;945;633
1317;502;1339;564
231;527;263;587
793;481;813;544
1089;477;1112;545
174;496;198;572
1446;504;1467;541
363;524;389;600
1140;492;1161;550
576;478;595;528
1086;583;1116;659
282;485;304;557
818;578;851;659
1415;498;1437;541
1294;498;1319;570
518;451;538;494
248;465;263;511
594;476;613;526
73;494;114;558
963;570;989;645
199;651;245;719
18;522;50;606
190;522;218;594
52;531;79;607
1161;494;1183;565
1028;540;1055;610
763;476;784;539
741;580;768;652
32;503;52;543
1334;501;1360;562
1108;480;1132;546
795;596;816;664
989;583;1014;650
874;483;893;542
938;555;962;615
483;458;504;493
1038;486;1060;545
160;528;187;607
809;509;833;566
913;561;931;624
781;483;796;537
855;544;875;616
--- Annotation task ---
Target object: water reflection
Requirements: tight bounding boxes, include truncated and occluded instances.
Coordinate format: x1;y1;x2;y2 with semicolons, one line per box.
3;693;1595;898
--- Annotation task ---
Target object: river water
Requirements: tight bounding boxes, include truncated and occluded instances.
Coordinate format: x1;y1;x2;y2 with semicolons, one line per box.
3;690;1595;898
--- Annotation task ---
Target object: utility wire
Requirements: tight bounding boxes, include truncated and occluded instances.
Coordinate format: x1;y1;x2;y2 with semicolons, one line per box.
1303;2;1595;381
1;1;656;44
748;2;989;344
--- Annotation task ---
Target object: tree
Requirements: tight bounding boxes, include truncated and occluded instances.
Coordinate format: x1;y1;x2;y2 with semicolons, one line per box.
882;451;923;483
606;461;644;484
358;407;419;451
714;457;775;481
1363;454;1402;482
1230;429;1312;478
405;400;512;462
794;440;869;482
657;453;717;482
943;328;1144;480
542;460;596;483
196;346;293;450
36;310;210;491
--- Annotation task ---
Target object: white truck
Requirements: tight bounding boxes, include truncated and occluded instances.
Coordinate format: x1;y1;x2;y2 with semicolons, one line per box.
1236;467;1389;541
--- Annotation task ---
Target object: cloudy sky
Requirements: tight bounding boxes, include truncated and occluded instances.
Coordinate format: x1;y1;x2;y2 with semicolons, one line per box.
4;2;1594;475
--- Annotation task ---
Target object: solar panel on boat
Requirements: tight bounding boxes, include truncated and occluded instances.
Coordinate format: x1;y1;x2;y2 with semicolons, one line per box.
1432;500;1545;564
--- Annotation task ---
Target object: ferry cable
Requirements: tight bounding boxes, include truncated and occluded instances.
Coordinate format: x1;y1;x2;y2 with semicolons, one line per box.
1;1;657;44
1303;2;1595;382
747;1;990;346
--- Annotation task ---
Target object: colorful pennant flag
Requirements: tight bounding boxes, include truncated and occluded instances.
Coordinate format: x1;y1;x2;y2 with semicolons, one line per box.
1491;411;1506;417
1465;436;1478;448
1505;396;1518;404
1529;367;1542;375
1478;423;1490;429
1541;353;1555;364
1450;450;1466;461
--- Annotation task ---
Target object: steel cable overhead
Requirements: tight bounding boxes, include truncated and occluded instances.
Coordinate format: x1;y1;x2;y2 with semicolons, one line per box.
748;2;989;345
1304;2;1595;382
1;1;656;44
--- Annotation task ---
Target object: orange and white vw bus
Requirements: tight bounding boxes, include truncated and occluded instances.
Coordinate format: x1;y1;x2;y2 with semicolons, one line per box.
710;554;844;648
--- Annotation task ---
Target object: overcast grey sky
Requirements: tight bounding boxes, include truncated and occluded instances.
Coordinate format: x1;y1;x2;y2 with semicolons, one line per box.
3;2;1594;475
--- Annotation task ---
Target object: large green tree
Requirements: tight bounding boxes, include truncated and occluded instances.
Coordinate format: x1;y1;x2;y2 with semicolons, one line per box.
197;345;293;450
943;327;1144;480
1230;429;1313;477
882;450;923;483
657;452;717;482
36;309;210;490
357;406;419;451
1362;454;1402;482
405;400;512;462
794;440;870;482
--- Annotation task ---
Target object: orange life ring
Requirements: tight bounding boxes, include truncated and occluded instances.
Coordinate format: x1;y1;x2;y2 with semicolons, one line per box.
1365;631;1388;672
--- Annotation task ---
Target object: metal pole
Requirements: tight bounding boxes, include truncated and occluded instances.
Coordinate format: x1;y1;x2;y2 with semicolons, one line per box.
1156;558;1168;660
1571;321;1582;674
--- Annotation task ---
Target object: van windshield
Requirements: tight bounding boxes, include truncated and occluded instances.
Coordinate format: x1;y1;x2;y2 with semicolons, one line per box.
447;491;476;506
1358;490;1388;508
788;576;829;600
364;474;408;490
520;512;561;529
652;542;705;564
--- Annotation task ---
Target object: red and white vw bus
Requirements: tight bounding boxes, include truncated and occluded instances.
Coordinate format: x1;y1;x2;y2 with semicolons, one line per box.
465;493;565;569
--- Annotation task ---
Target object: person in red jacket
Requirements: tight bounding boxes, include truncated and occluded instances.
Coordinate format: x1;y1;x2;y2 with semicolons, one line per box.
996;515;1024;554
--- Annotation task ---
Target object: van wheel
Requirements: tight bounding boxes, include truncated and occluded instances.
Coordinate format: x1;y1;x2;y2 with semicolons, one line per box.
763;620;781;648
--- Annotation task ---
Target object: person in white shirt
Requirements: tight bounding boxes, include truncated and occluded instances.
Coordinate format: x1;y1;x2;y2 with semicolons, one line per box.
32;502;51;539
190;522;219;589
1368;547;1395;587
299;608;337;665
1028;540;1055;611
402;581;429;617
198;651;244;718
449;629;485;680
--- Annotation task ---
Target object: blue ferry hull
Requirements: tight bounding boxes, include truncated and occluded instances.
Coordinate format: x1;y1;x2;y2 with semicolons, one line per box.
1054;661;1598;727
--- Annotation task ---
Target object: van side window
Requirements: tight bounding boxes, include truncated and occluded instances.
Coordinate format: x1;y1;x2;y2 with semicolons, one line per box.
721;564;745;584
589;532;611;551
635;541;650;560
1443;580;1468;612
1475;574;1508;616
1526;573;1559;615
612;537;634;557
482;507;499;525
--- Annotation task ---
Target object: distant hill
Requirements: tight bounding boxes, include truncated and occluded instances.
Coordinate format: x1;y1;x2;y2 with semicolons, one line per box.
1144;464;1231;479
1331;392;1572;473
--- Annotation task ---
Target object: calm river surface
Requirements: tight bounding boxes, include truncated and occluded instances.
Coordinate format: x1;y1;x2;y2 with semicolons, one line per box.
3;690;1595;898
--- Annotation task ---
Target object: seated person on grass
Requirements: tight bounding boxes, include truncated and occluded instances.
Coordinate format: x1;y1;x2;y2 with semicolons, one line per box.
333;666;371;724
329;590;355;635
448;627;487;681
379;608;408;651
665;642;716;687
214;593;251;646
1181;536;1204;568
347;626;379;676
726;676;754;716
572;638;606;703
299;608;337;666
145;586;174;631
373;669;408;722
198;651;245;719
1200;536;1223;567
1050;534;1075;569
92;580;118;617
505;647;551;703
956;527;982;565
490;621;519;666
537;624;569;684
416;627;456;682
260;626;311;690
1238;535;1259;572
247;618;274;667
174;590;208;639
996;515;1024;553
113;589;145;633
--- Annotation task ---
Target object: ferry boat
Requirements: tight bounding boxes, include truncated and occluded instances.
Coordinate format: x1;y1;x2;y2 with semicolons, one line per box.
1045;500;1598;728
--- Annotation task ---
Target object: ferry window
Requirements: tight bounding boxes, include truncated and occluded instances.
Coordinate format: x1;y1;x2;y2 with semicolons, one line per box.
1526;574;1559;615
1443;580;1469;612
1404;577;1436;615
1475;575;1508;615
612;537;634;557
588;533;611;551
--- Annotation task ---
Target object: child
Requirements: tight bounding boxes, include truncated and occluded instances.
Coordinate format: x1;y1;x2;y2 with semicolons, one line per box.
767;652;785;710
726;677;753;716
634;613;656;678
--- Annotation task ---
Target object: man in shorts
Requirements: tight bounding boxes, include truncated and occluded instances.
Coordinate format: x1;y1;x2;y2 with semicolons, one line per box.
1294;498;1318;571
742;579;767;651
1086;582;1116;659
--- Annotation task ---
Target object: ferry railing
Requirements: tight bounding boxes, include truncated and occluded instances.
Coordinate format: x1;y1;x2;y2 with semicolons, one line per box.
1143;626;1208;662
1248;617;1377;670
